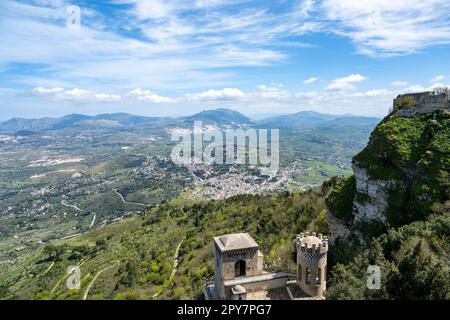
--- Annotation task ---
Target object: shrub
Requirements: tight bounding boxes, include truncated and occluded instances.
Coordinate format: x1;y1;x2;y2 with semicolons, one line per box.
325;176;356;224
393;96;416;110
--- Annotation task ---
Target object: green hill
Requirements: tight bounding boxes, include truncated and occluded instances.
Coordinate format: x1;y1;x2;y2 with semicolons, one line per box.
326;92;450;299
0;186;332;300
1;93;448;300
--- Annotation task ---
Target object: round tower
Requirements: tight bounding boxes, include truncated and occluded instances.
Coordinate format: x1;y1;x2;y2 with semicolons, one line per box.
295;232;328;298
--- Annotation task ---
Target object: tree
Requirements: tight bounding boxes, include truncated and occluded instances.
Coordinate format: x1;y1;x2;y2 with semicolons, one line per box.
43;244;65;261
434;87;449;95
387;241;450;299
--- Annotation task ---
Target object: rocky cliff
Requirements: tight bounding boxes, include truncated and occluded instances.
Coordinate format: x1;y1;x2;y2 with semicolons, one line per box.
327;91;450;238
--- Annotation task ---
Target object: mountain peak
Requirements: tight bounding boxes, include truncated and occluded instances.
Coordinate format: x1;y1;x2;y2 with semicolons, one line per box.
183;108;252;126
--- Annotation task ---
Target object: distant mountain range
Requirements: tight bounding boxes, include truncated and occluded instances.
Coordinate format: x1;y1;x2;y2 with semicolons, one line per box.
0;109;380;133
256;111;380;129
0;113;172;133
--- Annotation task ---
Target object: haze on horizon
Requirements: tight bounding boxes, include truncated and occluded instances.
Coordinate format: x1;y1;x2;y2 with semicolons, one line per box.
1;0;450;121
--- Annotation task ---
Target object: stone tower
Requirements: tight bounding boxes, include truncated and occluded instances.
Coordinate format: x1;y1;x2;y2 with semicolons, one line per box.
213;233;264;299
295;232;328;298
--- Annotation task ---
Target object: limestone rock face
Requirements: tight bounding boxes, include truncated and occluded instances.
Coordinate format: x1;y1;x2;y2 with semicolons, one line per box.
352;164;401;223
326;92;449;246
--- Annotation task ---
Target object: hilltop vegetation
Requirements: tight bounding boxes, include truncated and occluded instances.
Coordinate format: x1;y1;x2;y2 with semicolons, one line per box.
0;185;332;300
326;106;450;300
2;106;448;300
0;109;377;260
327;212;450;300
1;174;448;300
354;111;450;227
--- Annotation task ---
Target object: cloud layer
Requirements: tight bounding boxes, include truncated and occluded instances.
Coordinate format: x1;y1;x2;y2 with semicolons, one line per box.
321;0;450;57
32;87;121;102
1;1;450;118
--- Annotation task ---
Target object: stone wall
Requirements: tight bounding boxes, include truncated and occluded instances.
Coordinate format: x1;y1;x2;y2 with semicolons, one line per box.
394;92;449;116
214;245;260;299
220;248;260;280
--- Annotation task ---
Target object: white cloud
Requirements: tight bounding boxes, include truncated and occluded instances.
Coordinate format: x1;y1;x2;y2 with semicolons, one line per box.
294;91;319;99
26;83;403;117
187;88;246;101
303;77;318;84
133;0;171;20
241;87;394;117
394;82;449;94
391;80;408;87
1;1;309;93
428;82;449;91
430;75;445;82
254;85;291;99
93;93;122;102
326;74;366;91
3;1;450;119
401;84;426;93
321;0;450;57
32;87;65;95
129;88;175;103
363;89;393;97
31;87;121;102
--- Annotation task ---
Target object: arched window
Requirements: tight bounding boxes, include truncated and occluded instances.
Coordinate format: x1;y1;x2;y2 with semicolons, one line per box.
316;268;321;284
235;260;246;277
306;268;312;284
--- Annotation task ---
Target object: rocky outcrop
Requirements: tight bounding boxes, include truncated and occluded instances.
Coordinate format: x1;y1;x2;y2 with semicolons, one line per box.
327;91;450;235
352;164;401;223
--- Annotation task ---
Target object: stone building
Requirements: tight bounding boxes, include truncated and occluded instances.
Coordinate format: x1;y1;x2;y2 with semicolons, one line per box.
393;91;449;116
204;232;328;300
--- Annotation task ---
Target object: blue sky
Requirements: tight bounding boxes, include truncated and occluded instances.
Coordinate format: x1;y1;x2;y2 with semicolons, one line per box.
1;0;450;120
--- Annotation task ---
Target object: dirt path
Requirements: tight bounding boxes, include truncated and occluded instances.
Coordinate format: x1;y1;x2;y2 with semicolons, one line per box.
152;238;184;299
61;200;82;212
114;189;151;207
169;238;184;281
83;261;119;300
89;212;96;229
42;261;54;276
50;257;90;295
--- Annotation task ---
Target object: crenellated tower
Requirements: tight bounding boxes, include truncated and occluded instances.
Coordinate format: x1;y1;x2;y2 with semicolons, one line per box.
295;232;328;298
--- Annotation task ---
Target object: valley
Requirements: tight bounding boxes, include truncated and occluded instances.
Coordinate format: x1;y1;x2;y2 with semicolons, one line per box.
0;110;377;261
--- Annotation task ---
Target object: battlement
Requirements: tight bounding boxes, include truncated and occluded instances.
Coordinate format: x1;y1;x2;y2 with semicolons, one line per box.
393;91;449;116
295;232;328;255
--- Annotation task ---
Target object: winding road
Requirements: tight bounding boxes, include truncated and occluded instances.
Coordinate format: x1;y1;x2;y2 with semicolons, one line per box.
50;257;90;295
83;261;120;300
61;200;82;212
89;213;96;229
169;238;184;281
114;189;151;207
42;261;55;276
